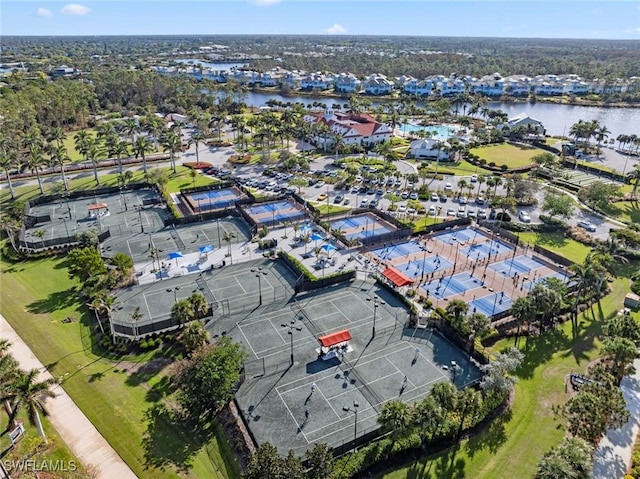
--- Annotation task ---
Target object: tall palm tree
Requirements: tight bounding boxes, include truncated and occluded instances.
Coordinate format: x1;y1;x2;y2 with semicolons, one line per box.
188;292;208;320
627;162;640;200
86;138;103;185
48;144;71;190
161;131;181;174
0;147;18;200
413;396;443;445
25;145;46;194
510;296;534;346
222;231;236;264
188;131;207;167
0;346;19;418
111;140;129;176
133;136;153;175
130;306;143;340
7;369;57;443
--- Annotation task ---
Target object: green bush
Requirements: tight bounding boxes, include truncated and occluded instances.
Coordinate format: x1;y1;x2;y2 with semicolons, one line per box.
631;281;640;296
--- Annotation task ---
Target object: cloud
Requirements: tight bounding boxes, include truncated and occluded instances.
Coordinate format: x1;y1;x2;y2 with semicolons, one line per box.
249;0;281;6
36;7;52;17
325;23;347;35
61;4;90;15
623;27;640;33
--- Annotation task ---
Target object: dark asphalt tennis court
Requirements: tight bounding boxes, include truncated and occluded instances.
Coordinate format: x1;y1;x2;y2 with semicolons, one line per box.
224;282;482;456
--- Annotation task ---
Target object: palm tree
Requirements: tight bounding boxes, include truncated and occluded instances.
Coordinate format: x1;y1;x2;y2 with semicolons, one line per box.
133;136;153;175
510;296;534;346
222;231;236;264
86;138;103;185
122;117;139;147
25;145;45;194
413;396;443;445
130;306;143;339
627;162;640;200
161;131;182;174
455;388;482;438
7;369;57;443
445;299;469;331
180;322;210;354
188;292;208;320
111;140;129;176
0;346;19;418
188;131;207;167
48;144;71;190
457;179;468;196
377;399;413;447
0;147;18;200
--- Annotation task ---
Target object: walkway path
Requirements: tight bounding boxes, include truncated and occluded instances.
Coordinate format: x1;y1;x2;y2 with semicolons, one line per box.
592;358;640;479
0;314;137;479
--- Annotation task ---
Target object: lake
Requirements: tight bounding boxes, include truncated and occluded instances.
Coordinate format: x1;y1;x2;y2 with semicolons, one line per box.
236;91;640;140
175;59;247;71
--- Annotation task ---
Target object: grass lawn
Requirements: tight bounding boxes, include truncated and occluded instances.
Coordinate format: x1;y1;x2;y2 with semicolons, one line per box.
165;166;220;193
62;129;99;162
397;215;439;232
313;203;351;215
515;231;592;264
379;274;632;479
418;159;482;177
0;256;239;479
470;143;546;169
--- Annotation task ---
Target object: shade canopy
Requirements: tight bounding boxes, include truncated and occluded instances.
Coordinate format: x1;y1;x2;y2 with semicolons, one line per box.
382;267;414;287
321;244;336;252
311;234;324;241
318;329;352;348
299;225;312;233
87;203;108;211
199;245;214;253
168;251;183;259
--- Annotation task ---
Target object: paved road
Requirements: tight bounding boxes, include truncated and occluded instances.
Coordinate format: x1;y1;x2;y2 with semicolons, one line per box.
592;358;640;479
0;314;137;479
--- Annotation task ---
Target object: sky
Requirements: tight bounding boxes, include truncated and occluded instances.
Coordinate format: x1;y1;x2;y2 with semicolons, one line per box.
1;1;640;39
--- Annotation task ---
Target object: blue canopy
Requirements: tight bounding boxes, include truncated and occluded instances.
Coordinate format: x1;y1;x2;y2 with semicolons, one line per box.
311;233;324;242
199;245;214;254
300;225;312;234
321;244;336;252
168;251;183;259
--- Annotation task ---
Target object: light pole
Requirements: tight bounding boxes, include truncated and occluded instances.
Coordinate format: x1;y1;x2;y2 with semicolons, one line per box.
366;295;385;338
58;217;70;241
166;286;180;304
251;267;268;306
343;401;360;451
281;317;302;365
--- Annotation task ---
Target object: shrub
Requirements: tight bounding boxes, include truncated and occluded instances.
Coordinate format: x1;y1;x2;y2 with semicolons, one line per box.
631;281;640;296
183;161;212;170
488;161;496;168
500;164;509;171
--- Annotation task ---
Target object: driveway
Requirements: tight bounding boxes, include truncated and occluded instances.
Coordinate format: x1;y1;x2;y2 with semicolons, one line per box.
592;358;640;479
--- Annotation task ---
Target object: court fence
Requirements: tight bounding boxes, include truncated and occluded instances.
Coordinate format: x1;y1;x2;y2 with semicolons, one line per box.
277;251;356;293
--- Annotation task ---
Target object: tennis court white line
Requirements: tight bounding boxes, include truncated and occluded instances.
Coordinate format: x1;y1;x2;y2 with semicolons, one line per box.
317;387;341;420
142;292;153;323
268;319;287;345
303;405;379;440
236;322;259;358
277;389;309;443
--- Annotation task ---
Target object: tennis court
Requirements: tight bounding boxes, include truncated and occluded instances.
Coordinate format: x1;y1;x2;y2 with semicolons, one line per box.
344;225;393;241
330;213;398;243
184;187;243;211
396;255;453;278
469;291;514;317
522;271;572;292
371;241;425;261
489;255;545;276
434;227;489;245
421;272;483;299
460;240;513;260
243;200;309;227
230;282;482;454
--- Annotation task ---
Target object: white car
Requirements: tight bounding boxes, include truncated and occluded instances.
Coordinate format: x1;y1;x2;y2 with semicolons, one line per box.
467;209;477;219
519;211;532;223
470;174;478;183
577;220;597;232
428;205;437;216
457;206;466;218
407;207;417;214
477;209;487;219
445;182;453;191
447;208;456;217
409;192;419;200
459;196;468;205
398;205;407;213
430;193;439;202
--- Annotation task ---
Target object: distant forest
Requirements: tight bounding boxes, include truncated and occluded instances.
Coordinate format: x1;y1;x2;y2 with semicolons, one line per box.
2;35;640;79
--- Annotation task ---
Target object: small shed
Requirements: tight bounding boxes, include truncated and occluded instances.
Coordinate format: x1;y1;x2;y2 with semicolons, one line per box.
317;329;352;360
624;293;640;310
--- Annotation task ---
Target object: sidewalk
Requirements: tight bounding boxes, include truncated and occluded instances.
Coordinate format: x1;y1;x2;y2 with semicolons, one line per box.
592;358;640;479
0;314;136;479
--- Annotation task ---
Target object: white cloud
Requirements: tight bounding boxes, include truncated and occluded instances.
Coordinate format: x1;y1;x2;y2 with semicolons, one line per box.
325;23;347;35
623;27;640;33
61;4;90;16
249;0;281;6
36;7;52;18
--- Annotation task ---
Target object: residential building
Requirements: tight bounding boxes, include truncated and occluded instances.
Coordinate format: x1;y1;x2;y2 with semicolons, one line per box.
304;109;393;148
363;74;394;95
409;138;452;160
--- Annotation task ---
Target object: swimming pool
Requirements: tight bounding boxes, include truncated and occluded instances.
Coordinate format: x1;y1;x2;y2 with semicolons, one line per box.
397;123;460;140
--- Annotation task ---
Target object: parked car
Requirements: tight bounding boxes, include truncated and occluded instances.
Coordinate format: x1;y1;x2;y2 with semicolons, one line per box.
470;174;478;183
467;209;477;219
445;182;453;191
360;199;369;207
440;194;448;202
334;195;344;203
457;206;466;218
343;197;351;205
315;181;325;188
369;199;379;208
518;211;532;223
407;207;417;214
476;197;485;205
401;192;409;200
577;220;597;232
409;192;419;200
447;208;456;217
398;205;407;213
431;193;439;202
428;205;437;216
459;196;468;205
477;209;488;219
317;193;328;201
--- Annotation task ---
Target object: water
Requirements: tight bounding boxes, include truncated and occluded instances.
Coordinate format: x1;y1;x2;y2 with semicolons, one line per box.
235;91;640;140
397;123;460;140
175;59;246;71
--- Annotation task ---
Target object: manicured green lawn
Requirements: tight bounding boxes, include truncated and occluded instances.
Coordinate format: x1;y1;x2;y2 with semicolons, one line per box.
470;144;546;169
313;203;351;215
62;129;99;162
397;215;439;232
515;231;592;264
0;256;239;479
379;275;631;479
165;166;220;193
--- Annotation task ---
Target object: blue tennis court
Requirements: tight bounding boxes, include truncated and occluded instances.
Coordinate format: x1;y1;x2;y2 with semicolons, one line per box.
421;272;483;299
522;271;573;292
434;227;489;245
191;189;236;202
246;201;293;215
371;241;425;260
489;255;545;276
345;225;393;241
469;292;514;317
460;240;513;260
397;255;453;278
